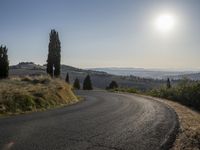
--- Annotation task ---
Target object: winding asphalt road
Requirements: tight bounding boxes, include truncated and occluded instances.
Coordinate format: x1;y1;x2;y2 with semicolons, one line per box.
0;91;178;150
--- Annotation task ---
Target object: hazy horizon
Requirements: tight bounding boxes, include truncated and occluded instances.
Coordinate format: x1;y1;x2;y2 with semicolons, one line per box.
12;62;200;72
88;67;200;72
1;0;200;69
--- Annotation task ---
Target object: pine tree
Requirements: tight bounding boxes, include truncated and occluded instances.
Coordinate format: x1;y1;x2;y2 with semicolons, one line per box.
47;29;61;77
83;75;93;90
167;78;171;89
65;73;70;83
0;45;9;79
73;78;80;90
107;81;118;89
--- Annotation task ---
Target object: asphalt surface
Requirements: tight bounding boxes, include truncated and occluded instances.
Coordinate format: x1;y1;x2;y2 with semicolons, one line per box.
0;91;178;150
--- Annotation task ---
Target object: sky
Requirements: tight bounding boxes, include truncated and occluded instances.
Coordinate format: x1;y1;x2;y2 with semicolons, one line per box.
1;0;200;69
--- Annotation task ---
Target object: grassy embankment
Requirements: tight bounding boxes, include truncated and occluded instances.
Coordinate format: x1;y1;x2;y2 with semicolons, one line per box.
109;82;200;150
0;76;78;115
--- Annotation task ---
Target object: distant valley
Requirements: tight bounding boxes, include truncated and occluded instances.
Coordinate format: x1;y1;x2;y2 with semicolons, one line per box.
90;67;200;80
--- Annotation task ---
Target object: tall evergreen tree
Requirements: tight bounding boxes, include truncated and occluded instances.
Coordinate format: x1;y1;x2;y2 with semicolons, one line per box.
0;45;9;79
83;75;93;90
166;78;171;89
47;29;61;77
65;73;70;83
73;78;80;90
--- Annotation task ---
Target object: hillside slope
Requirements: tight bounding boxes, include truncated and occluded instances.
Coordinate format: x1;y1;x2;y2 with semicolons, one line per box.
9;63;165;91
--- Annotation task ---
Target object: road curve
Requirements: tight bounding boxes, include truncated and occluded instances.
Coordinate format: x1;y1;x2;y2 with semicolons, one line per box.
0;91;178;150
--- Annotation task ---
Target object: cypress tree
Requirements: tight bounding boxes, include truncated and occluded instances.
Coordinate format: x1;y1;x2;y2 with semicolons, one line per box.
73;78;80;90
47;29;61;77
65;73;70;83
83;75;93;90
167;78;171;89
107;81;118;89
0;45;9;79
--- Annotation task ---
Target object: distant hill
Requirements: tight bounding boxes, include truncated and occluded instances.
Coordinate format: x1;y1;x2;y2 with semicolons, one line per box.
9;63;165;91
170;72;200;80
90;67;200;79
10;62;46;76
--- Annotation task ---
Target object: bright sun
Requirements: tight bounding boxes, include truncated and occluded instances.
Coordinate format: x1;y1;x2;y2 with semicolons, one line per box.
155;13;175;33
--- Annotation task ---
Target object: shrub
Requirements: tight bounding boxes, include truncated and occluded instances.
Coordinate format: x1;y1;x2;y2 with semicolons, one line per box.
2;93;35;112
83;75;93;90
73;78;80;90
149;82;200;111
106;81;118;89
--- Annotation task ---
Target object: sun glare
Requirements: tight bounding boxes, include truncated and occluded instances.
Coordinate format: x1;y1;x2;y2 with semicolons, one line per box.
155;13;175;33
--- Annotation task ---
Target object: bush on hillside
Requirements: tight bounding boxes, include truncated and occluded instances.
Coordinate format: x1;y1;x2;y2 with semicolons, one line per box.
106;81;118;89
149;82;200;111
73;78;80;90
83;75;93;90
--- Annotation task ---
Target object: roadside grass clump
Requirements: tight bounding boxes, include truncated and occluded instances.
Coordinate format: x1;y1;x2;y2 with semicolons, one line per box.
148;81;200;111
0;75;78;114
1;92;35;112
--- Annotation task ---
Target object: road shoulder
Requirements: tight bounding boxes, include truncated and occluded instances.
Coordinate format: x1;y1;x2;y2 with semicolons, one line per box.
141;95;200;150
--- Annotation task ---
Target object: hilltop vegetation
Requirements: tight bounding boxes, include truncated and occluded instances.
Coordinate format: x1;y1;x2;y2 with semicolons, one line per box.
0;76;78;115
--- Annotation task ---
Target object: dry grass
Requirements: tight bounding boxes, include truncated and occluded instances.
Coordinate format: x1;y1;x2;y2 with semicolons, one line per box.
0;76;78;115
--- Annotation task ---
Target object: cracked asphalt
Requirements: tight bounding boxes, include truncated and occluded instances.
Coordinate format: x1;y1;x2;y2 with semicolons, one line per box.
0;91;178;150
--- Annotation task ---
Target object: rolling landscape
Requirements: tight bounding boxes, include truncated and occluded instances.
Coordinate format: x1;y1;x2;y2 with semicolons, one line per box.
0;0;200;150
90;67;200;80
9;62;166;90
9;62;200;91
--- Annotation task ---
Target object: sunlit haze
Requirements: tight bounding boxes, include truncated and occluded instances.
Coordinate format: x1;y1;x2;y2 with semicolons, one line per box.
154;13;175;33
1;0;200;70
